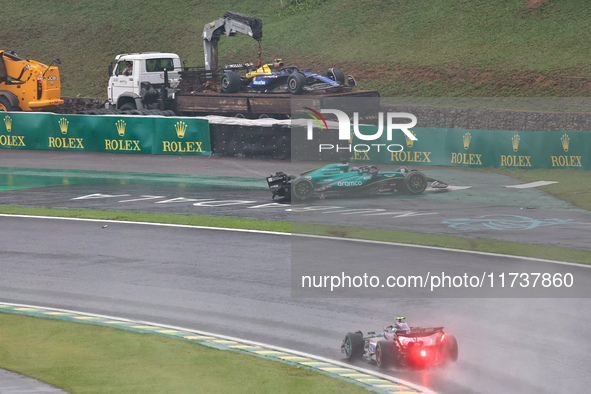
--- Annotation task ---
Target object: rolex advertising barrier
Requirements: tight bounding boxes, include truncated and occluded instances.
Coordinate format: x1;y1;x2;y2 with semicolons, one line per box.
2;112;589;169
0;112;211;156
350;126;590;169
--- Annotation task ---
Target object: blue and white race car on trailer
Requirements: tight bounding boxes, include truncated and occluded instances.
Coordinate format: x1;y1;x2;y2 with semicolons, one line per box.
220;59;356;94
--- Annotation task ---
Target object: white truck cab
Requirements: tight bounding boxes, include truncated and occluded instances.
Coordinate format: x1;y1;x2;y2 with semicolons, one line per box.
107;52;182;110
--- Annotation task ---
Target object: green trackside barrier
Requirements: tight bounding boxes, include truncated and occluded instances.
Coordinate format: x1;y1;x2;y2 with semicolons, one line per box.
351;126;590;169
0;112;211;156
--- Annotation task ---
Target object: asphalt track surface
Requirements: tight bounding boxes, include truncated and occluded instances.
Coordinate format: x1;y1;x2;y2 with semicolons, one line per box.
0;369;66;393
1;150;591;393
2;150;590;251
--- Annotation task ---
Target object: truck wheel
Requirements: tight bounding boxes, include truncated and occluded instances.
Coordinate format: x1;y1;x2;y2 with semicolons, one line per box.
291;178;314;201
403;171;427;194
287;72;306;94
0;96;19;111
376;340;393;368
327;68;345;84
119;103;136;111
221;71;241;93
342;332;364;360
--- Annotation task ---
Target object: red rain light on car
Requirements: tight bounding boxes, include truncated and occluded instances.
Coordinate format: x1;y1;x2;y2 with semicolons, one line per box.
421;349;427;357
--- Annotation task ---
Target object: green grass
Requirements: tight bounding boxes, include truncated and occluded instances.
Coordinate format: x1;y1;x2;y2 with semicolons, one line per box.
0;313;367;394
1;0;590;97
0;206;291;233
381;97;591;113
294;223;591;265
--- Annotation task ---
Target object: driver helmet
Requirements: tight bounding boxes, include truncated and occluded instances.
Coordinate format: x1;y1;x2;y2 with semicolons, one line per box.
392;318;410;333
273;58;284;68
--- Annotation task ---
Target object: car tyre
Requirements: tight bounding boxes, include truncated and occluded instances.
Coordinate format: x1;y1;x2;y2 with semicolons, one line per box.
443;334;459;362
221;71;242;93
376;340;393;368
287;72;306;94
327;68;345;84
343;332;364;360
291;177;314;201
403;171;428;194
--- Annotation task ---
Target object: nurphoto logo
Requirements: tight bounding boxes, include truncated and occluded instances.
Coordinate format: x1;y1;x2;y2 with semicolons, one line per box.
303;107;418;153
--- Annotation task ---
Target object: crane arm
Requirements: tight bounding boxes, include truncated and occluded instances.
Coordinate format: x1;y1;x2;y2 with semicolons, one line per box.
203;11;263;71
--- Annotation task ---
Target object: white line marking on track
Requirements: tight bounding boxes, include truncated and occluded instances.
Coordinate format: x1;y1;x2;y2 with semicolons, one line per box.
504;181;558;189
445;185;473;191
2;214;588;269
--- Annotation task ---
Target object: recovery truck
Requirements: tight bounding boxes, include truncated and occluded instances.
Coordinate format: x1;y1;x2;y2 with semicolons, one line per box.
106;52;181;113
105;12;378;118
0;50;63;111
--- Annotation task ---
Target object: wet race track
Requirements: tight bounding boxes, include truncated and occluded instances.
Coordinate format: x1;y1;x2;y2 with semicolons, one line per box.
2;174;590;251
1;150;590;393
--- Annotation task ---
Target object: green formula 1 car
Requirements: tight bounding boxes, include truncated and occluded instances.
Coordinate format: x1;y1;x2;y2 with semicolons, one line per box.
266;162;448;201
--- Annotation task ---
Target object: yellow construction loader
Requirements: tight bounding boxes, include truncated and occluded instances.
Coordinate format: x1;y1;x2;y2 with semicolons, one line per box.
0;50;63;111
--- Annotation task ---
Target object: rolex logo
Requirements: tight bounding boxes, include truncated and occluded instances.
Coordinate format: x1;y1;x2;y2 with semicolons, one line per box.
561;133;570;152
175;121;187;138
512;134;520;152
59;118;69;135
4;115;12;132
116;120;126;137
405;130;417;147
463;132;471;150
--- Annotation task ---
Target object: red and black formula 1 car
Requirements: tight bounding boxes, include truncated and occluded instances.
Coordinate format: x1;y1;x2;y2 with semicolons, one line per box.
341;317;458;369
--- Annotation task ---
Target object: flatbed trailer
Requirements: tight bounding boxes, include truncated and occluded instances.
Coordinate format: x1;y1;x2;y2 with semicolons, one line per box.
176;89;380;118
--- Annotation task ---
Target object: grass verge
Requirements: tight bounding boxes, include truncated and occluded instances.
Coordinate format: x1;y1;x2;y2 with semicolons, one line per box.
0;313;366;394
295;224;591;265
2;1;590;97
0;206;291;233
